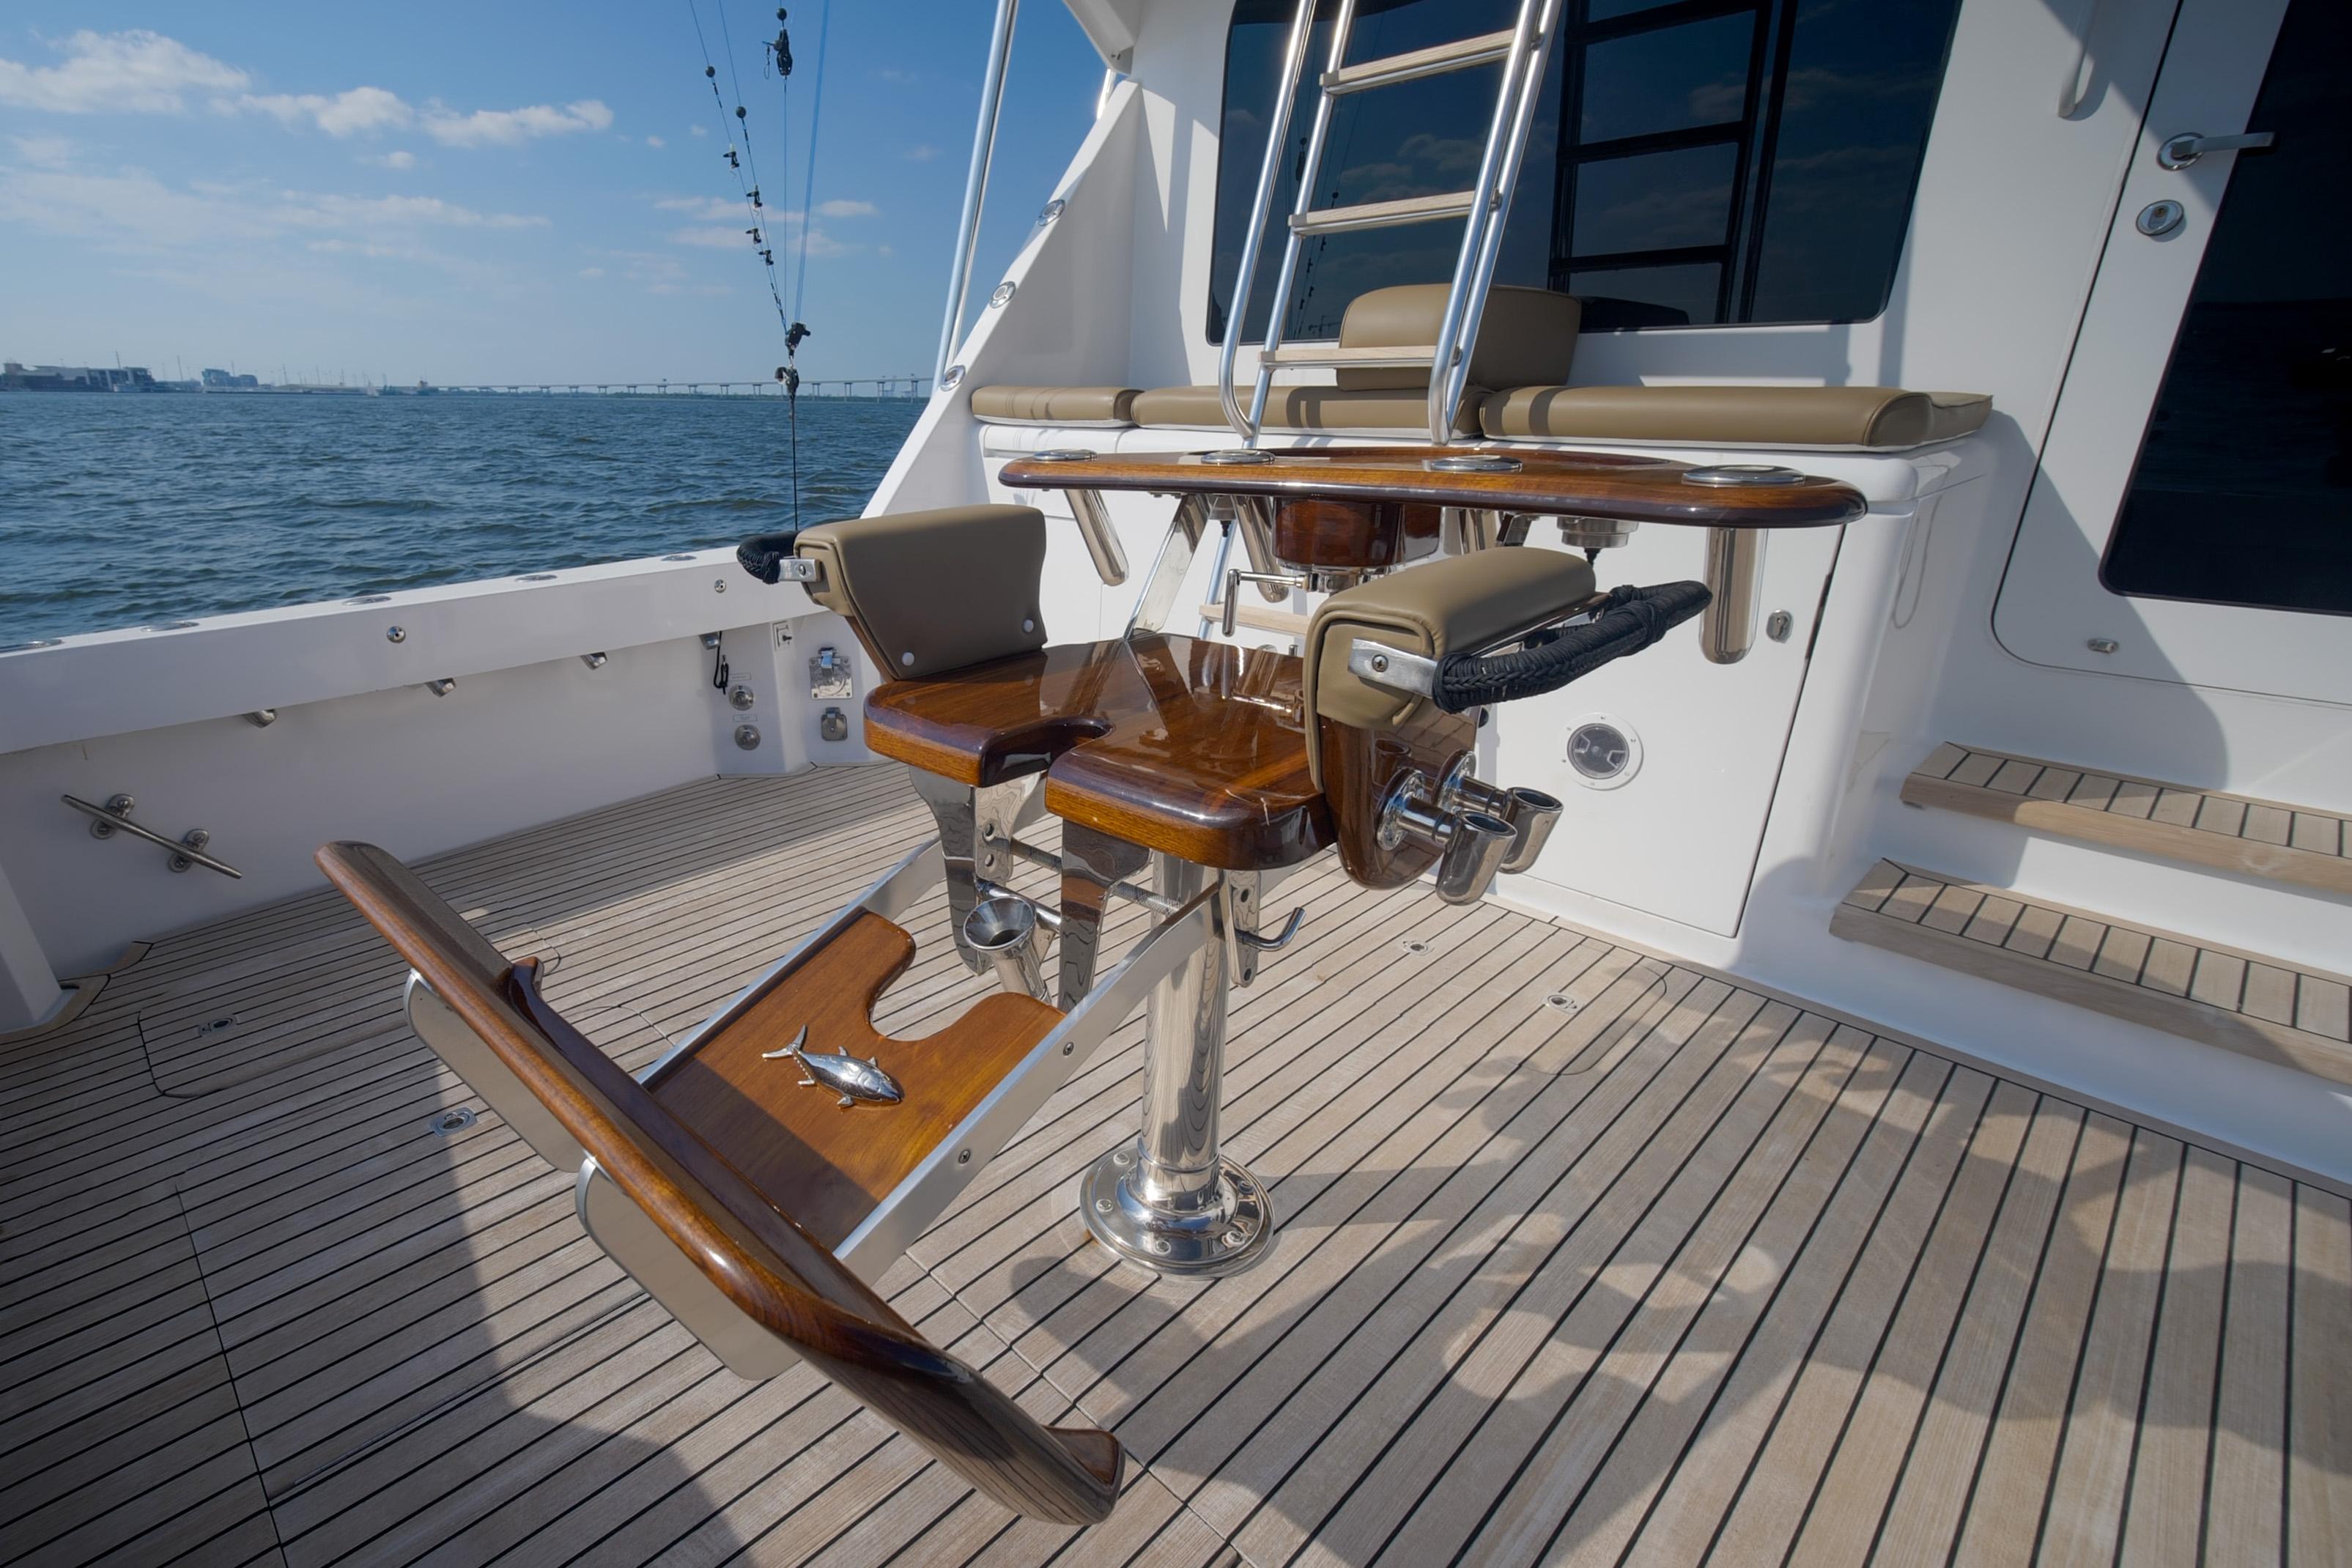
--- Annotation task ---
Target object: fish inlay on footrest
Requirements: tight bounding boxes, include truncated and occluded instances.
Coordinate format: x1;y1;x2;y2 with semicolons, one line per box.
763;1027;905;1108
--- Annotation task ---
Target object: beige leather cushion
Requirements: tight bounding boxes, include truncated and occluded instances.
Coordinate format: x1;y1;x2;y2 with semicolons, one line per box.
1302;548;1597;786
796;505;1047;679
1128;383;1481;434
969;385;1140;426
1480;384;1993;449
1336;284;1583;391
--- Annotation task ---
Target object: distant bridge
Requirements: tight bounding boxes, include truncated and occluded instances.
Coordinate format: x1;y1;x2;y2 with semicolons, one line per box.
429;376;931;399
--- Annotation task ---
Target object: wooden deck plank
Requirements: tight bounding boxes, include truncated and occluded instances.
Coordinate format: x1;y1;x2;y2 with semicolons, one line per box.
1946;1113;2134;1567
2117;1146;2238;1567
2036;1129;2186;1565
2207;1166;2293;1564
2290;1186;2352;1567
0;766;2332;1567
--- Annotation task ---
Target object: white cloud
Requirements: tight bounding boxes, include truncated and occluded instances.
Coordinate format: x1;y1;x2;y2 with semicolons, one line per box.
293;193;545;230
816;198;875;218
668;224;755;249
689;124;709;138
236;86;413;137
8;134;75;168
422;99;613;147
655;194;742;221
646;135;665;149
578;265;606;278
363;149;418;170
0;29;246;114
903;144;939;162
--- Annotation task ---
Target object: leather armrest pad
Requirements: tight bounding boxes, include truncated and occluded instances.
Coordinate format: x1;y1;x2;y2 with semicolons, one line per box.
796;506;1049;679
1303;550;1597;754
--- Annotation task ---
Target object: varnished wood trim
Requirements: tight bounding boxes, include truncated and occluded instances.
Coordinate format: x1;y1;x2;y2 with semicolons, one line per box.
997;444;1866;529
314;840;1120;1524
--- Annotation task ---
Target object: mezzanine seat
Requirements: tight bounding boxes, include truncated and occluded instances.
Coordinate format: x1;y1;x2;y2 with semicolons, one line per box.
969;384;1141;426
1479;382;1994;451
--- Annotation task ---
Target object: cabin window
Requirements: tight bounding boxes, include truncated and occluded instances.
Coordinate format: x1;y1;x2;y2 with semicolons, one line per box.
2098;0;2352;618
1208;0;1961;341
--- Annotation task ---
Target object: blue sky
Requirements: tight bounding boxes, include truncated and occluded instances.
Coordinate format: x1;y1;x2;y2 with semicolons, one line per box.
0;4;1103;385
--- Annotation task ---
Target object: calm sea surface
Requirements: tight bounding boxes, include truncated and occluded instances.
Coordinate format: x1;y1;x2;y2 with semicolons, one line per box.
0;391;922;644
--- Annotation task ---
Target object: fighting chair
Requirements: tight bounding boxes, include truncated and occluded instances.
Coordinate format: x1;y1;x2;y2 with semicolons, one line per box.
320;445;1863;1522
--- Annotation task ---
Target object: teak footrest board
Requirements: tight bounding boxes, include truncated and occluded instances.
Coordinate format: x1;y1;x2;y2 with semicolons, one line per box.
644;910;1063;1246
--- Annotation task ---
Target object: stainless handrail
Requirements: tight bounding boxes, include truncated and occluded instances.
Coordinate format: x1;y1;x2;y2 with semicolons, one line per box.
933;0;1020;387
62;793;243;879
1215;0;1332;440
1425;0;1559;445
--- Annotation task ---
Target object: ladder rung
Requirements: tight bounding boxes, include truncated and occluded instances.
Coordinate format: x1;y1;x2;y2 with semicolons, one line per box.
1259;343;1438;370
1290;191;1476;236
1322;31;1517;94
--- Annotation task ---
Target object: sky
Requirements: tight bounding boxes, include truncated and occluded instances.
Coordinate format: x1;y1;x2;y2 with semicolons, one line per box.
0;4;1106;385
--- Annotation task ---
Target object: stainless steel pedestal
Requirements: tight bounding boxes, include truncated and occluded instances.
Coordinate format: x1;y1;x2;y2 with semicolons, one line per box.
1078;854;1275;1276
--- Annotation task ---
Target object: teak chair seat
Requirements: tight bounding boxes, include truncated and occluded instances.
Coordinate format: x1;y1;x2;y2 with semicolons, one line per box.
864;631;1331;872
314;840;1122;1526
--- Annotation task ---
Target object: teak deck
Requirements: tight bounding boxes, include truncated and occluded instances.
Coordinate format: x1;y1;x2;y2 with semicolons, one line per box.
3;765;2346;1566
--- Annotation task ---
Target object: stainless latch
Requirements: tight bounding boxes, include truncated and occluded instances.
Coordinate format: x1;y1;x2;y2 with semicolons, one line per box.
2157;130;2274;170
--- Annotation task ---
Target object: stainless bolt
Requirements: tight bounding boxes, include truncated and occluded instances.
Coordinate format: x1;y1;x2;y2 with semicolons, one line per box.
1766;610;1794;643
1223;1229;1246;1249
1370;654;1389;673
1112;1150;1131;1168
2087;637;2120;654
386;626;406;643
956;1148;971;1164
1150;1237;1172;1256
714;577;727;593
1095;1197;1113;1213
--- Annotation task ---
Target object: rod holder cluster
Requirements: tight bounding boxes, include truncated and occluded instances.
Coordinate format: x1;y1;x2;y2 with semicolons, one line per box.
1437;754;1563;874
1379;756;1564;905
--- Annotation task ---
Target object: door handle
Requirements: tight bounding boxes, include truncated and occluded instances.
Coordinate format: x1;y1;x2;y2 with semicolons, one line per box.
2158;130;2274;171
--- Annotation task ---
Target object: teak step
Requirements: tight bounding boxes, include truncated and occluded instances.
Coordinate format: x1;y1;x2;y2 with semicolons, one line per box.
1833;859;2352;1086
1903;742;2351;896
1291;190;1479;235
1322;29;1516;93
645;909;1062;1245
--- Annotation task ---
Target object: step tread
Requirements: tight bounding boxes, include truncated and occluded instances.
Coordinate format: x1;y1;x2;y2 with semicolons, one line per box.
1903;742;2349;895
1323;29;1517;92
1835;858;2352;1085
1290;190;1478;235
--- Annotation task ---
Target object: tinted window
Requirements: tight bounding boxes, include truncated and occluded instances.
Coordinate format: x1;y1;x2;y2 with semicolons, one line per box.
2101;0;2352;616
1209;0;1960;341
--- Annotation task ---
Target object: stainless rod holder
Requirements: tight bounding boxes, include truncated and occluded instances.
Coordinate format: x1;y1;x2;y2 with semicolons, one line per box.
1067;487;1130;587
1497;787;1562;874
963;892;1052;1002
1700;526;1766;665
1432;810;1515;905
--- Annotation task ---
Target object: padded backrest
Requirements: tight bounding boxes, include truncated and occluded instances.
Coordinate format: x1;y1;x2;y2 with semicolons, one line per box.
1336;284;1584;391
796;504;1048;679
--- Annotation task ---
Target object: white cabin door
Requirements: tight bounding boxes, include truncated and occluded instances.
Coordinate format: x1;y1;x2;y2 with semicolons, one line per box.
1992;0;2350;706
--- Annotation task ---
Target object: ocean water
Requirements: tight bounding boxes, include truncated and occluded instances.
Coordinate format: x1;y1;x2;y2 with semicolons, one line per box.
0;391;922;644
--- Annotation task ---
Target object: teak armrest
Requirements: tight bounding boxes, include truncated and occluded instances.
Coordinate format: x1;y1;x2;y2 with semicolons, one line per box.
315;840;1121;1525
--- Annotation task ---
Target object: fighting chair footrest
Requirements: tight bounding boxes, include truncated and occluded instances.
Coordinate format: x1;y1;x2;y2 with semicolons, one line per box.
624;909;1063;1249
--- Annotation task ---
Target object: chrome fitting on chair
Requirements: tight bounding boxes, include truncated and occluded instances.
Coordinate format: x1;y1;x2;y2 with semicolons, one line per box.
1375;769;1517;906
1436;754;1563;875
963;892;1054;1002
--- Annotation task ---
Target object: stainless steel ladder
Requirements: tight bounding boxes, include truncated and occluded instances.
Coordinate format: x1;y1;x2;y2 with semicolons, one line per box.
1215;0;1561;448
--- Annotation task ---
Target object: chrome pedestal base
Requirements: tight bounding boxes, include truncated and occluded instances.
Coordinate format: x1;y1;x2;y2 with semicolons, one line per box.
1076;851;1276;1278
1079;1147;1273;1276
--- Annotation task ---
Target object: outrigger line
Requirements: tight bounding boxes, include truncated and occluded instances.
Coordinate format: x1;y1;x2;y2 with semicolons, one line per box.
684;0;828;528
